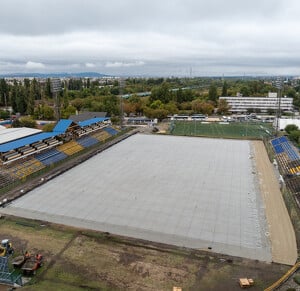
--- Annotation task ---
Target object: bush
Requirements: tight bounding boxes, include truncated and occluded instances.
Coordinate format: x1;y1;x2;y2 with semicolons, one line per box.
42;123;55;132
12;116;37;128
285;124;299;134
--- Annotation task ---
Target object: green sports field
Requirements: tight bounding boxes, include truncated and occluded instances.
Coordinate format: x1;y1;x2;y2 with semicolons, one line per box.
170;121;274;139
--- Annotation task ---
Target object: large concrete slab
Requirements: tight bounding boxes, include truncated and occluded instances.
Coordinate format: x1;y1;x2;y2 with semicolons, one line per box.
1;134;271;261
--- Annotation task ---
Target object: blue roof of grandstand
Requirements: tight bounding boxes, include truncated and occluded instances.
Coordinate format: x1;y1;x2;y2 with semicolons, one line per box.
53;119;73;133
78;117;109;127
0;132;58;153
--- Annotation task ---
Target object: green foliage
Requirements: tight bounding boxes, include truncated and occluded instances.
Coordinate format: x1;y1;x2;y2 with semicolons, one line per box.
289;130;300;144
34;105;55;120
221;81;228;96
42;123;55;132
217;99;230;115
71;98;84;111
0;109;10;119
150;82;173;103
208;82;218;102
0;78;9;106
12;116;37;128
191;99;214;115
240;86;250;96
285;124;299;134
144;107;168;121
150;100;163;109
61;105;76;119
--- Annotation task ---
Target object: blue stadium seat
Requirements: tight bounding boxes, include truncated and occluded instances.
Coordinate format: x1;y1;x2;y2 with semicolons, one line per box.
35;148;67;166
76;136;99;148
274;144;284;154
281;142;299;161
271;138;280;146
104;127;118;136
279;136;288;143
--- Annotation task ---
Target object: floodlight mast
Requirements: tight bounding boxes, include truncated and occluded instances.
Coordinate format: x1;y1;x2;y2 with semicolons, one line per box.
275;77;282;136
50;78;62;121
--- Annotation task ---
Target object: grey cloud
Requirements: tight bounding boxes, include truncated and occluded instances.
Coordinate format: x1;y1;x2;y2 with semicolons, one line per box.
0;0;300;75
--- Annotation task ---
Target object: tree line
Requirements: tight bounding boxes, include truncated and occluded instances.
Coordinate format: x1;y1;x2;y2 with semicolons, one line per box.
1;77;300;124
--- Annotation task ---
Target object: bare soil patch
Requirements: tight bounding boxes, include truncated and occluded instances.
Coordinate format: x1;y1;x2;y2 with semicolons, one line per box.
252;140;297;265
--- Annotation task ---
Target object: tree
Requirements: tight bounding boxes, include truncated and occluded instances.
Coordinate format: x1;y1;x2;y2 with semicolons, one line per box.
240;86;250;97
61;105;76;119
42;123;55;132
217;99;230;115
164;102;179;115
221;81;228;96
0;79;8;106
12;116;37;128
208;82;218;102
285;124;299;134
71;98;84;112
150;82;173;104
289;130;300;144
44;78;52;99
191;99;214;115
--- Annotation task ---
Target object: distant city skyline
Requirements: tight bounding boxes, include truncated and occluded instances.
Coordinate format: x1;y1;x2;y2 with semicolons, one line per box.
1;0;300;76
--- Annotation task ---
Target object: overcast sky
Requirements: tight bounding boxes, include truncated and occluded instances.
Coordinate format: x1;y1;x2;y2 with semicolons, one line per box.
0;0;300;76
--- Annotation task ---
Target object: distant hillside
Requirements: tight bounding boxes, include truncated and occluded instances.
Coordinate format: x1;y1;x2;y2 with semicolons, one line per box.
0;72;111;78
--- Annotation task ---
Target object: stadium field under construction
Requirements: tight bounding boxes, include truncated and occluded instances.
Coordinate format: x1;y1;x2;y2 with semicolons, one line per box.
170;121;274;139
1;133;296;264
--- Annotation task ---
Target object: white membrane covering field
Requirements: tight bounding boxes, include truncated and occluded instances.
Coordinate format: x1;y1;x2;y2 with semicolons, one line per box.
1;134;271;261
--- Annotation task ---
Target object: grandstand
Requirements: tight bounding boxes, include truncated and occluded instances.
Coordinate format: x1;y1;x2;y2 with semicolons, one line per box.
0;115;115;190
270;136;300;207
0;117;111;164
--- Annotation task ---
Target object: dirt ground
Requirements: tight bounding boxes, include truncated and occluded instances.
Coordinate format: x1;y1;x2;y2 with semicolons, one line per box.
252;140;297;265
0;217;290;290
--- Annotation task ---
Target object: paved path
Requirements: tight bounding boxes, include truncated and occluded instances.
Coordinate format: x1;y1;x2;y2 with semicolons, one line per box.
253;140;297;265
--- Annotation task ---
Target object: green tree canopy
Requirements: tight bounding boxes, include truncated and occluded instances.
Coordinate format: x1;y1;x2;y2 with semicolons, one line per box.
208;83;218;102
285;124;299;134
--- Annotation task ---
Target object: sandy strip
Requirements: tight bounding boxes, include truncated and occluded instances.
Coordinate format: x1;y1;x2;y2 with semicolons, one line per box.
253;140;297;265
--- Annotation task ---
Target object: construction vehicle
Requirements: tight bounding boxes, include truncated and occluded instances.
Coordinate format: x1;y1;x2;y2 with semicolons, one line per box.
0;239;14;257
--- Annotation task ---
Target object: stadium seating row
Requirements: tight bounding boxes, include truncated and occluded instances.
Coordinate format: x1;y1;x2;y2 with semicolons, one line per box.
271;136;300;161
58;141;83;156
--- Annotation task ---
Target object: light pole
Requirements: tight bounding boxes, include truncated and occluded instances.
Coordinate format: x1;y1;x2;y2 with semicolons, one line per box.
275;76;282;136
50;78;62;121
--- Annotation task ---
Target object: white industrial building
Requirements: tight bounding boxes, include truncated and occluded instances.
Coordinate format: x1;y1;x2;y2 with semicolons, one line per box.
219;93;293;113
274;118;300;131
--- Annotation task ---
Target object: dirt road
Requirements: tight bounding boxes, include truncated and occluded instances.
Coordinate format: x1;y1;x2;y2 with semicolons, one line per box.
253;140;297;265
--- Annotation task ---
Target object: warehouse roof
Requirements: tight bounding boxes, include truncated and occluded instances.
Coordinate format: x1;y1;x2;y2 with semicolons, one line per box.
69;112;107;122
0;132;58;153
0;127;42;145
